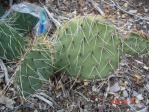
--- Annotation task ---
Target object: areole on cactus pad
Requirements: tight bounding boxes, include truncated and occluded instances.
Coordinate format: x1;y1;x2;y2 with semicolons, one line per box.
55;16;121;80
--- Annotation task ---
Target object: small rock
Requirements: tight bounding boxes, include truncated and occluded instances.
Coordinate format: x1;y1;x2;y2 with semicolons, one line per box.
0;91;15;109
120;86;125;91
144;7;148;12
0;106;5;110
137;94;143;100
128;10;137;14
139;22;143;25
143;25;147;29
92;85;99;92
128;24;132;29
84;109;89;112
145;84;149;91
139;107;147;112
135;103;143;108
34;110;38;112
123;90;128;97
57;109;66;112
143;66;149;70
109;82;120;93
132;91;139;97
115;94;120;99
72;10;77;15
95;98;98;101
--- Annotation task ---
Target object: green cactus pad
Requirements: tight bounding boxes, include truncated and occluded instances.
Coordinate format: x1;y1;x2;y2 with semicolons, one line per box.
122;32;149;56
0;22;27;61
55;16;121;80
7;11;39;34
15;37;54;96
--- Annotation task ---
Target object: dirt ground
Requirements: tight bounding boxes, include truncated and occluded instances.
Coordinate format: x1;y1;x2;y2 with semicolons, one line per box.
0;0;149;112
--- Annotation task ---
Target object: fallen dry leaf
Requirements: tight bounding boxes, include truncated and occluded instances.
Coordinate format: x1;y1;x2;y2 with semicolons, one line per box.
120;82;127;86
56;83;62;90
83;80;88;86
133;74;141;85
121;14;126;19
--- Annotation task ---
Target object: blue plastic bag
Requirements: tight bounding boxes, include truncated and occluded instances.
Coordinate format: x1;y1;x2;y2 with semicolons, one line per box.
39;10;47;35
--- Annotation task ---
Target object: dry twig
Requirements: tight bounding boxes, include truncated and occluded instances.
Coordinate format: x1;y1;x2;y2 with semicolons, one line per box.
33;94;54;108
0;59;9;85
88;0;105;16
38;92;57;105
74;90;90;101
43;6;61;27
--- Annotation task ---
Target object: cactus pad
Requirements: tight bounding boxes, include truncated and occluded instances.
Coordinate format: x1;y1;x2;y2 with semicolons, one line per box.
122;31;149;56
7;11;39;34
55;16;121;80
0;22;27;61
15;37;54;96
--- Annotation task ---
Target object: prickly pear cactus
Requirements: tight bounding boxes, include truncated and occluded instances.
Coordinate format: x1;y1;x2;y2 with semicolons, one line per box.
7;11;39;34
0;22;27;61
15;37;54;96
55;16;121;80
122;31;149;56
